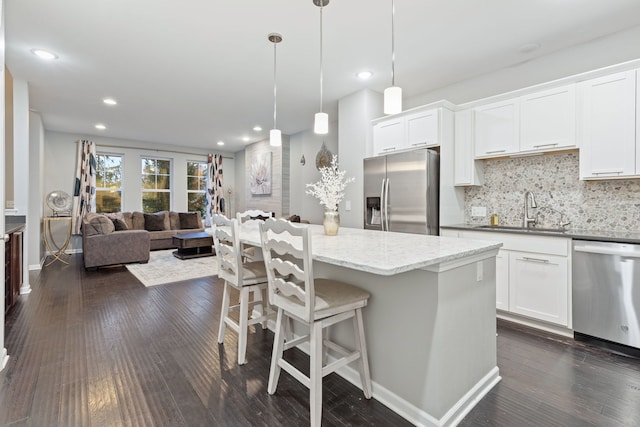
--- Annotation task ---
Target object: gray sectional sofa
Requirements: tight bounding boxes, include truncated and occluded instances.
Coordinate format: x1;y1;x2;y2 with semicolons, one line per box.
81;210;204;269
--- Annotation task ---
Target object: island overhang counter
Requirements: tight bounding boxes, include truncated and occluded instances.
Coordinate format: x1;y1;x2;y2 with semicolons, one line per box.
239;223;502;427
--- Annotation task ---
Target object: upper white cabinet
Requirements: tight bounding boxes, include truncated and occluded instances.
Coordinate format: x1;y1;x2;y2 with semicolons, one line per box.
520;85;576;152
372;117;404;154
454;110;484;186
474;99;520;158
578;70;637;180
406;109;439;148
472;84;577;159
373;107;441;155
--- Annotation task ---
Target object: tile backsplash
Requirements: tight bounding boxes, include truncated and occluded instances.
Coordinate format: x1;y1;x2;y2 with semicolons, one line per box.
465;152;640;232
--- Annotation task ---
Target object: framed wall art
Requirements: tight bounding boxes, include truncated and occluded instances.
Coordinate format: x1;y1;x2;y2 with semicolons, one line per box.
250;152;272;195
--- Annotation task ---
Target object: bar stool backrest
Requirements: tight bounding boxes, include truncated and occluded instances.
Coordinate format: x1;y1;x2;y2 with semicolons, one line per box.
212;214;243;286
259;218;315;323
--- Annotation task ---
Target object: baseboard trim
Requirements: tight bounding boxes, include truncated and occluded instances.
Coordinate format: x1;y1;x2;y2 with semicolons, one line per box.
497;312;573;338
279;333;500;427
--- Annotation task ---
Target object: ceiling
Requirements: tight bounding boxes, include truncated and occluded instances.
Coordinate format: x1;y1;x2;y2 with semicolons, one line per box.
6;0;640;153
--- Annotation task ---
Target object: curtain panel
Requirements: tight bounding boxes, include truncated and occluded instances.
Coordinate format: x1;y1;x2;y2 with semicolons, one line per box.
71;140;97;234
205;154;224;225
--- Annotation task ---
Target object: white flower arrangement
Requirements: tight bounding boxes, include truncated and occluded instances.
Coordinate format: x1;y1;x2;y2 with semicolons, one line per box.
306;155;354;211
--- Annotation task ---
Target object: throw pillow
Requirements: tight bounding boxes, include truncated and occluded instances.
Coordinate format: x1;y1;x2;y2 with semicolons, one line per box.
112;218;129;231
86;213;115;235
179;212;201;229
104;212;129;231
144;212;169;231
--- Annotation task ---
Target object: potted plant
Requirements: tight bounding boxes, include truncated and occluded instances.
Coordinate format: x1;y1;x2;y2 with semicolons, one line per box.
306;155;354;235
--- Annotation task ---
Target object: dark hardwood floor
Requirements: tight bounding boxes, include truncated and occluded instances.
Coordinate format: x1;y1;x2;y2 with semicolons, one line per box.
1;254;639;426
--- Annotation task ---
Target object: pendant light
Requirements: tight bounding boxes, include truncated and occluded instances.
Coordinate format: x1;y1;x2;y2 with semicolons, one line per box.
313;0;329;134
384;0;402;114
269;33;283;147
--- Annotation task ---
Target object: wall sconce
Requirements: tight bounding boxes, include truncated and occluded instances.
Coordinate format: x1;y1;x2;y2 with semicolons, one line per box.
300;155;306;166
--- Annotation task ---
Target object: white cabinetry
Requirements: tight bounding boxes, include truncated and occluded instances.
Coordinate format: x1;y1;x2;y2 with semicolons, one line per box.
372;107;442;155
443;229;571;328
520;85;576;152
509;252;568;325
472;84;577;159
372;117;404;154
454;110;484;186
579;70;637;179
474;99;520;158
406;109;439;148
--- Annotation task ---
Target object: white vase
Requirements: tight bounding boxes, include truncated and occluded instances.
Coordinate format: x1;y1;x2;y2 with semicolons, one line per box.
323;210;340;235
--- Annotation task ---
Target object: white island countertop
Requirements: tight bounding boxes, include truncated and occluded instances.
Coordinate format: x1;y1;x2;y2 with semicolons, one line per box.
239;223;502;276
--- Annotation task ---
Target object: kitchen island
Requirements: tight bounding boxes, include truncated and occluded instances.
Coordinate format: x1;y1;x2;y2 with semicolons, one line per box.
239;223;502;426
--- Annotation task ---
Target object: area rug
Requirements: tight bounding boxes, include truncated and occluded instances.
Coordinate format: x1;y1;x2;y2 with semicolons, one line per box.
126;249;218;287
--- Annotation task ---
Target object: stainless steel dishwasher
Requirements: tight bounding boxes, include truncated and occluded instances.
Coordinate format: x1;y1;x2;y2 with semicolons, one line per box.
573;240;640;350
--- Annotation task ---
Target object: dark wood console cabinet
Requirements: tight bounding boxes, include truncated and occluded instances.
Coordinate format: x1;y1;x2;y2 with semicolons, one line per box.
5;228;23;314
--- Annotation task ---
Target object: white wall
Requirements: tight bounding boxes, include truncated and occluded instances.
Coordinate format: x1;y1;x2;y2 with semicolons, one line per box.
28;112;44;269
1;0;7;371
11;79;28;215
337;89;382;228
405;25;640;108
44;131;236;252
289;122;339;225
233;149;245;216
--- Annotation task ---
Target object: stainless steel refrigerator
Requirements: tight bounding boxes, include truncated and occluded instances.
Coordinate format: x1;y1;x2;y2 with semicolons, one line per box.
363;149;439;235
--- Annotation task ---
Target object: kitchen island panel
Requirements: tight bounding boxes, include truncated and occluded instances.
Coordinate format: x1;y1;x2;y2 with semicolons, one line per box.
310;254;499;426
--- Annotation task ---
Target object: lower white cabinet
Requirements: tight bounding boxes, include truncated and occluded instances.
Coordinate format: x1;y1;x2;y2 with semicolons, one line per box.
508;251;568;325
441;229;571;327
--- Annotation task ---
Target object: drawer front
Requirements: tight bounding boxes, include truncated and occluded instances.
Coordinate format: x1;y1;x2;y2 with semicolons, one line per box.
457;230;570;256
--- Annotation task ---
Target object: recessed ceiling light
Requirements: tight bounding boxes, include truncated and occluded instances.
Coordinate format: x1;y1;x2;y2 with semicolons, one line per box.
242;136;250;142
103;98;117;106
95;124;106;130
357;70;373;79
253;126;262;132
217;141;225;146
30;48;58;60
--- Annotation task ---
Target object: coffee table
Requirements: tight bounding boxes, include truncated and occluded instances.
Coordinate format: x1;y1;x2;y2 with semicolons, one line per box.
172;232;214;260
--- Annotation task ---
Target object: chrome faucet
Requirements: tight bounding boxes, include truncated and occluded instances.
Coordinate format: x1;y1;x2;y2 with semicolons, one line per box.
523;191;537;228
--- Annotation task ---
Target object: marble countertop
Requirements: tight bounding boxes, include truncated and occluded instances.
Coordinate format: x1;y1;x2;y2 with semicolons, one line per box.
239;223;501;276
442;224;640;245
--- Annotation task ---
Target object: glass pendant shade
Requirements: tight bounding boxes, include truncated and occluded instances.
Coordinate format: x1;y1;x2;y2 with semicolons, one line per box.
270;129;282;147
314;112;329;134
384;86;402;115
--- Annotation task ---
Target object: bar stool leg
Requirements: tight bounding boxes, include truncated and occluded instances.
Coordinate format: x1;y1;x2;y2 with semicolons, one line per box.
268;309;286;394
238;287;250;365
218;282;231;344
310;321;324;427
354;308;372;398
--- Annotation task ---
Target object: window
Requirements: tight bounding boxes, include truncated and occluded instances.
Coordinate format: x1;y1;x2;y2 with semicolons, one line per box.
141;157;171;213
95;154;123;213
187;161;207;217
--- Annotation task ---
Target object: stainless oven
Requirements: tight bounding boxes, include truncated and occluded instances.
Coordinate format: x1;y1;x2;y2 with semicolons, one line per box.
573;240;640;349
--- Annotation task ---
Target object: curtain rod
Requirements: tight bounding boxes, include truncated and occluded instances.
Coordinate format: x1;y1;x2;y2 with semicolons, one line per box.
96;143;234;159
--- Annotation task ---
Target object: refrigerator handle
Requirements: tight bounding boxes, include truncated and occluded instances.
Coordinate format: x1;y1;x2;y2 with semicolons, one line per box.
384;178;390;231
380;178;386;231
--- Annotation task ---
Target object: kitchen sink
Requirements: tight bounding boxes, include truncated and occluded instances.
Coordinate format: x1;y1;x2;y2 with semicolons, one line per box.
476;225;567;234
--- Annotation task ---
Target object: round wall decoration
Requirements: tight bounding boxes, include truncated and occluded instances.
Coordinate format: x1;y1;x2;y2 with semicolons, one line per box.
315;142;333;170
46;190;73;216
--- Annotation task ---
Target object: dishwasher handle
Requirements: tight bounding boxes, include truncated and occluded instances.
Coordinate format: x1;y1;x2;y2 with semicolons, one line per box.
574;244;640;258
